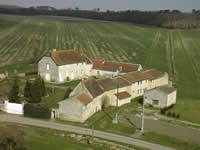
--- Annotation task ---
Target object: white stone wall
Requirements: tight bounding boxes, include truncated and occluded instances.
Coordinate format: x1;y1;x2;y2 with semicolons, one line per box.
3;101;24;115
82;95;103;121
148;73;169;89
90;69;117;78
118;97;131;106
58;63;92;82
167;91;177;107
144;90;167;108
58;98;85;122
104;86;132;106
91;64;142;78
58;94;103;122
144;89;176;108
131;80;149;98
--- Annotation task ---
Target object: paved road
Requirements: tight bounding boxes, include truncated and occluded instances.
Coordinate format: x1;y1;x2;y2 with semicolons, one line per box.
0;114;175;150
121;114;200;144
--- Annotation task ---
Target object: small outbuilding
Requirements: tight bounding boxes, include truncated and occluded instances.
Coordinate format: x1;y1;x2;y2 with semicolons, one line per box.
144;85;177;108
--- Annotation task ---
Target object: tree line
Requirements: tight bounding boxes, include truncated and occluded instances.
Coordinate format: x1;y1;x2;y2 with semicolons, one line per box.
1;7;200;29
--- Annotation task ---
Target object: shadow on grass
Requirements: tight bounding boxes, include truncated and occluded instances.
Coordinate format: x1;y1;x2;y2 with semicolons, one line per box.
121;114;137;128
102;109;113;120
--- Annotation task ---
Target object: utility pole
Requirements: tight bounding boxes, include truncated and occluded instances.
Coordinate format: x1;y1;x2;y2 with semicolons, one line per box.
141;98;144;133
141;89;146;133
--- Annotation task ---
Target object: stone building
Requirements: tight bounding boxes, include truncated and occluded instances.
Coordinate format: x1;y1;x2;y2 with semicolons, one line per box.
58;78;104;122
120;69;169;99
38;50;93;82
38;50;142;83
144;85;177;108
91;60;142;78
57;68;173;122
97;77;132;106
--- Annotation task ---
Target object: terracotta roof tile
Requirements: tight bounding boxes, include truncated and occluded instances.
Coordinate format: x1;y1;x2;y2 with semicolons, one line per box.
121;69;165;83
46;50;92;65
115;91;131;100
76;92;93;105
82;78;104;98
97;77;131;91
92;60;140;73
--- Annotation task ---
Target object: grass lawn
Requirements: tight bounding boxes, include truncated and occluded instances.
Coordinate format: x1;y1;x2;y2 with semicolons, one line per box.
0;122;147;150
140;132;200;150
42;88;66;108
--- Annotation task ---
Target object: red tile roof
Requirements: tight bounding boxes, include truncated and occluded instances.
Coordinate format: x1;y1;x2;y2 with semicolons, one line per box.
76;92;93;105
46;50;92;65
121;69;165;83
97;77;131;91
92;60;140;73
115;91;131;100
82;78;104;98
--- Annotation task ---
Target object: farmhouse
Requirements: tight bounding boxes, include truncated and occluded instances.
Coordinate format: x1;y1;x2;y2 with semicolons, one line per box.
144;85;177;108
38;50;93;82
57;68;174;122
38;50;142;83
58;78;104;122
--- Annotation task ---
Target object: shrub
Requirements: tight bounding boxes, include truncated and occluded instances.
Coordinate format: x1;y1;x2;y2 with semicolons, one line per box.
135;96;143;104
25;71;38;76
63;87;72;99
8;79;19;103
167;112;172;117
24;103;52;119
172;112;176;118
176;114;180;119
160;109;166;115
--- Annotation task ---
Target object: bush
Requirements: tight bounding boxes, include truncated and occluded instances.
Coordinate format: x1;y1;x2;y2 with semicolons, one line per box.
24;103;52;119
160;109;166;115
172;112;176;118
25;71;38;76
167;112;172;117
135;96;143;104
63;87;72;99
176;114;180;119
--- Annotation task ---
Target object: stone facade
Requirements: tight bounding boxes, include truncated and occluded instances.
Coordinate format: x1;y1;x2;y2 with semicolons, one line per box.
38;53;92;83
144;86;177;108
38;56;59;82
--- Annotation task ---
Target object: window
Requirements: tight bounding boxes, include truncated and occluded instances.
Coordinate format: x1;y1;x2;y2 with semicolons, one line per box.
47;64;50;70
152;100;159;105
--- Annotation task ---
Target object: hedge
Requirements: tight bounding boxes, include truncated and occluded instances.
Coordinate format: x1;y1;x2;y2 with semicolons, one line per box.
24;103;51;119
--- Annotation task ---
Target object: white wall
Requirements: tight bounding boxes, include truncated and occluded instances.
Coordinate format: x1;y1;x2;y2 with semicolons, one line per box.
58;63;92;82
3;100;24;115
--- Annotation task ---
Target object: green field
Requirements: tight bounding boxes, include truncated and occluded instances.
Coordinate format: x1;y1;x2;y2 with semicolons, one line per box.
0;15;200;123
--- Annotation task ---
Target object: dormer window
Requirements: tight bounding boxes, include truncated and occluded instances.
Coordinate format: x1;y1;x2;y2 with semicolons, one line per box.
47;64;50;70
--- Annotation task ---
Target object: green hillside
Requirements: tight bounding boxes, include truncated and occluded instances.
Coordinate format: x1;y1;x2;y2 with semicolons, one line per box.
0;15;200;123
